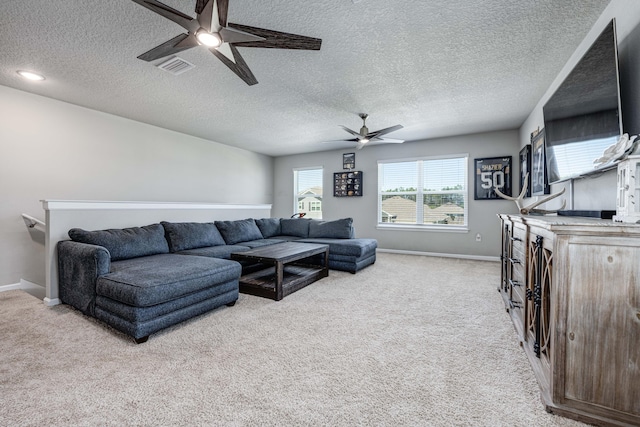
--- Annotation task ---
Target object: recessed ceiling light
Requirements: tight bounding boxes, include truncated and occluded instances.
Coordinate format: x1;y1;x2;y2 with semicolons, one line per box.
17;70;45;81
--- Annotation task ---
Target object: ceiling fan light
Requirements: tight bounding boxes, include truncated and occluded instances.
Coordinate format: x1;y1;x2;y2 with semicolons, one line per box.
360;138;370;144
196;30;222;47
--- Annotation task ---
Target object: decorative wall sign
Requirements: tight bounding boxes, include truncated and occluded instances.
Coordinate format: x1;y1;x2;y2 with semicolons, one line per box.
531;129;550;195
474;156;512;200
334;170;362;197
519;144;532;198
343;153;355;170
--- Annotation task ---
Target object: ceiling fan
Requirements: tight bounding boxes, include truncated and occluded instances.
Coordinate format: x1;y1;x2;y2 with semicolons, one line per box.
131;0;322;85
323;114;404;150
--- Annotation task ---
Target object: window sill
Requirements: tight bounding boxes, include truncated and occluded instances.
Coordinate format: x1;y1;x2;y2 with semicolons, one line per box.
376;224;469;233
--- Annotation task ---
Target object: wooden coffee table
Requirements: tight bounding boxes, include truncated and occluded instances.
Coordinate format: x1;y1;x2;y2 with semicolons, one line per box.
230;242;329;301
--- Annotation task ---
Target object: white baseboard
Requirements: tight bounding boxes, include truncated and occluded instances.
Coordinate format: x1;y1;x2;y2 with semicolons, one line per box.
44;297;61;306
0;279;49;302
377;248;500;262
0;282;24;292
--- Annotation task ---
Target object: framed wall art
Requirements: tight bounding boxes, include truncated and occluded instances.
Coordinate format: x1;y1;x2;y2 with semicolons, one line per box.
334;170;362;197
519;144;531;198
343;153;355;170
474;156;512;200
531;129;550;195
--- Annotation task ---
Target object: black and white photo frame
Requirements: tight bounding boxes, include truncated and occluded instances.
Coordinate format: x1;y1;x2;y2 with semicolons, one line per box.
519;144;531;198
531;129;550;195
343;153;355;170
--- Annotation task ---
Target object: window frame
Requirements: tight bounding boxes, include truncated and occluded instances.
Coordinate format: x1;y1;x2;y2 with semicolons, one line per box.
293;166;323;219
377;154;469;232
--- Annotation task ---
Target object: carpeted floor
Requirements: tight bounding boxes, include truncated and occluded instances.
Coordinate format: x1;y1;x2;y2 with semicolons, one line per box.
0;253;585;426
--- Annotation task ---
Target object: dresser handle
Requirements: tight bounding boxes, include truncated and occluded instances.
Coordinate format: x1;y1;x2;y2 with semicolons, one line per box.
510;236;522;242
508;257;521;264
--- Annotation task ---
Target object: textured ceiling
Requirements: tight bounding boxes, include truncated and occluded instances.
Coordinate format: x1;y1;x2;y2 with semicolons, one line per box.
0;0;611;156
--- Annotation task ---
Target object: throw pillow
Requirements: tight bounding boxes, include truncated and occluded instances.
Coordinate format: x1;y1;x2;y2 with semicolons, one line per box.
68;223;169;261
255;218;282;238
215;218;263;245
308;218;354;239
161;222;226;252
280;218;311;237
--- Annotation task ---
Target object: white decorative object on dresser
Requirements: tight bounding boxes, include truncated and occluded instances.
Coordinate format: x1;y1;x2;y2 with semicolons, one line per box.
614;155;640;223
499;214;640;427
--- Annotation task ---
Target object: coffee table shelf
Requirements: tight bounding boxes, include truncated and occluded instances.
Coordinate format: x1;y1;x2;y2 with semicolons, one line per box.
230;242;329;301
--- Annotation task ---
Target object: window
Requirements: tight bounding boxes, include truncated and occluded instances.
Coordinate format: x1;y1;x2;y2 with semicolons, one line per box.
294;167;323;219
378;155;468;229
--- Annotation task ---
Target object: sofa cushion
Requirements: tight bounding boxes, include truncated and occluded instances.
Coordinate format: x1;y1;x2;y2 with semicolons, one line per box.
308;218;354;239
98;254;241;307
161;221;225;252
177;244;251;259
297;238;377;257
255;218;282;238
68;224;169;261
237;238;285;248
280;218;311;237
215;218;263;245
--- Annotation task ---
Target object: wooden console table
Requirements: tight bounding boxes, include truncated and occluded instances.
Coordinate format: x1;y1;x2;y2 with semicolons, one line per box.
231;242;329;301
499;214;640;426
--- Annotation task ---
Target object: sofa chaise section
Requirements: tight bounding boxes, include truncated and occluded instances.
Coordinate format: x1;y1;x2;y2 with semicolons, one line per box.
58;223;240;343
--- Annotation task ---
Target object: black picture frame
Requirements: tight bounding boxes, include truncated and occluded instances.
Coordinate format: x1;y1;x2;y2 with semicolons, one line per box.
334;170;362;197
519;144;531;198
531;129;550;195
343;153;355;170
474;156;512;200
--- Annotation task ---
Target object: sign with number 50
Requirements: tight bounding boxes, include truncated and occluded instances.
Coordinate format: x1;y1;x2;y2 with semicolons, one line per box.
474;157;512;200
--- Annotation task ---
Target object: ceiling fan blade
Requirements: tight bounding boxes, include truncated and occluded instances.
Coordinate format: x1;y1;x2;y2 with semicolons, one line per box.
368;124;404;139
131;0;198;33
217;0;229;27
196;0;214;31
368;139;405;145
209;44;258;85
321;139;358;144
220;27;266;44
195;0;228;27
137;33;198;61
227;23;322;50
339;126;362;138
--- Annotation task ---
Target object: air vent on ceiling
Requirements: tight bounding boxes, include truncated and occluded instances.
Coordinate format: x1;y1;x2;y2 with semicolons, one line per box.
156;56;195;75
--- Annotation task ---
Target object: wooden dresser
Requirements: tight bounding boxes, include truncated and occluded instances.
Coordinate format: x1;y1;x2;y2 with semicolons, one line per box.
498;214;640;426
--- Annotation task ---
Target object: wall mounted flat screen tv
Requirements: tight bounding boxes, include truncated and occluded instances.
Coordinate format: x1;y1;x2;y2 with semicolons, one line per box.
543;19;623;184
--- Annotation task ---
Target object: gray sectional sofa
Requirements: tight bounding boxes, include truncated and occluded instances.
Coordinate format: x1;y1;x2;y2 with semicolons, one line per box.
57;217;377;343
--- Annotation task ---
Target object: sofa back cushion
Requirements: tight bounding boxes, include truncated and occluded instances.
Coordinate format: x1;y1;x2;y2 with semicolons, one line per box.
68;223;169;261
280;218;311;237
215;218;263;245
255;218;282;238
161;221;226;252
308;218;354;239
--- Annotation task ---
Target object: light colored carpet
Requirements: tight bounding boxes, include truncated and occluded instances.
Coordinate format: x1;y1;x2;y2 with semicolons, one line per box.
0;253;585;426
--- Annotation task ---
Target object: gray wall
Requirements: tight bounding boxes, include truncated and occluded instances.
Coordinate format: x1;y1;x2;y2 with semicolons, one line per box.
0;85;274;287
273;130;520;259
519;0;640;210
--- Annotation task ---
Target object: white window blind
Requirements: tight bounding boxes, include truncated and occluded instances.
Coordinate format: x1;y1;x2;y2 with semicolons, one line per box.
378;155;468;228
